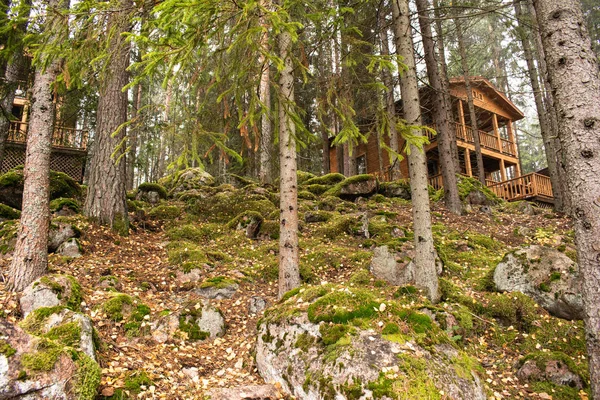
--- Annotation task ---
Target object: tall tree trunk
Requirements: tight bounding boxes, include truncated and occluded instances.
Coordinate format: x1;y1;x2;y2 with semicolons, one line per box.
455;13;486;184
7;0;65;291
392;0;439;303
533;0;600;396
258;11;273;184
528;0;571;213
126;82;141;191
277;28;300;299
84;0;131;234
0;0;32;168
378;10;401;180
415;0;461;214
432;0;460;171
514;0;565;212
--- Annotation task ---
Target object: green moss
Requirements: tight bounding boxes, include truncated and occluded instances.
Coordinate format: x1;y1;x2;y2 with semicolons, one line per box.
49;170;82;200
281;287;302;302
49;198;80;214
522;319;586;357
178;308;210;341
37;275;82;311
323;174;377;198
258;220;279;239
297;170;317;184
320;323;353;346
199;276;237;289
298;190;317;200
20;306;66;335
73;352;102;400
17;370;27;380
138;182;168;199
44;322;81;347
457;175;499;203
148;205;181;220
295;333;316;352
304;173;345;186
381;323;401;335
341;378;364;400
111;213;129;237
304;184;332;195
439;278;485;314
0;204;20;220
315;215;359;239
21;338;63;371
188;190;276;223
102;294;134;322
486;292;538;331
0;169;23;188
349;270;372;286
167;241;208;272
529;382;588;400
226;210;264;230
367;373;399;399
124;370;154;393
0;339;16;357
307;289;379;324
520;351;588;383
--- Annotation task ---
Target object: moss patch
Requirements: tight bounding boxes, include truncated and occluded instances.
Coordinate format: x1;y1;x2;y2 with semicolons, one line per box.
0;339;16;357
148;205;181;220
0;204;21;220
50;198;80;214
138;182;168;199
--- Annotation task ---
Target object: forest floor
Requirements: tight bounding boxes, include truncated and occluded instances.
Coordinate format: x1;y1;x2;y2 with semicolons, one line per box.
0;188;589;400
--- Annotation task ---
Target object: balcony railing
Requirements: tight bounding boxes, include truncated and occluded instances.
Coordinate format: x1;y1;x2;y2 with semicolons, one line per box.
8;121;88;151
487;173;553;202
426;122;517;158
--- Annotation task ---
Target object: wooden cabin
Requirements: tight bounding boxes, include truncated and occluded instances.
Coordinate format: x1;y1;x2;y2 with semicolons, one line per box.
329;76;554;204
4;81;88;182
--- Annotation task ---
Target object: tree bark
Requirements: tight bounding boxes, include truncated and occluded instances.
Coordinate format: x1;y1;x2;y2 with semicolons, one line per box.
126;82;141;191
84;0;131;234
415;0;461;214
277;28;300;299
514;0;565;212
258;10;273;184
378;10;401;180
392;0;439;303
455;13;486;184
432;0;460;171
533;0;600;397
7;0;64;291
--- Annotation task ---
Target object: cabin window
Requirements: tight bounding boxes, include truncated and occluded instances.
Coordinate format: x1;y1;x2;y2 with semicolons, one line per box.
356;155;367;174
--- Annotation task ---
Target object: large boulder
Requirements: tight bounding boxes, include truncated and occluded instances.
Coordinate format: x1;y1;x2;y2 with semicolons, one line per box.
457;176;499;206
207;385;283;400
136;183;167;205
20;275;82;317
493;245;583;320
378;180;411;200
370;244;443;287
151;300;225;343
194;277;239;300
0;309;100;400
169;168;215;195
255;285;486;400
324;175;378;200
56;238;82;258
48;222;80;253
516;352;586;391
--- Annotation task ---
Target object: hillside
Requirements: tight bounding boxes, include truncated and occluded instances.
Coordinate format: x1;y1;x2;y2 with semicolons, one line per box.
0;169;589;400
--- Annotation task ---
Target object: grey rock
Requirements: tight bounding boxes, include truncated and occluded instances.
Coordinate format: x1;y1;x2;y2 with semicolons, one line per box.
137;190;161;205
370;244;443;287
379;182;411;200
0;313;99;399
465;189;496;206
249;297;268;314
151;300;225;343
56;238;82;258
194;283;239;300
98;276;122;291
48;222;78;253
196;301;226;338
256;313;485;400
151;313;179;344
207;384;282;400
176;268;203;284
171;168;215;195
20;275;80;317
494;245;583;320
517;355;584;390
479;205;493;214
339;177;378;198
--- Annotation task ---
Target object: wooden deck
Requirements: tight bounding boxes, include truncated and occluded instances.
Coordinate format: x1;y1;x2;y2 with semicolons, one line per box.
487;173;553;203
426;122;517;158
9;121;88;151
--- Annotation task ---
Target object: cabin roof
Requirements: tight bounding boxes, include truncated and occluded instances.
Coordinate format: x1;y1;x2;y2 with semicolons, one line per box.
448;76;525;121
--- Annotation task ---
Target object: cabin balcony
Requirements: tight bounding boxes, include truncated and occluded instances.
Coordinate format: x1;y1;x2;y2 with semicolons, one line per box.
8;121;88;151
428;172;554;204
425;122;518;159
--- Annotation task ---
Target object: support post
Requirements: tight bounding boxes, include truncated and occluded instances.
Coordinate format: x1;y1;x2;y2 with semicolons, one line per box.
493;113;502;152
500;159;507;181
465;148;472;177
458;99;466;140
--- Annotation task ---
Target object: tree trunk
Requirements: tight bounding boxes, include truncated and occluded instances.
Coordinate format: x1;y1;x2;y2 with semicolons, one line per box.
258;12;273;184
126;82;141;191
455;13;486;185
7;0;64;291
378;11;401;180
514;0;565;212
415;0;461;214
533;0;600;397
84;0;131;234
392;0;439;303
528;0;571;213
432;0;460;171
277;28;300;299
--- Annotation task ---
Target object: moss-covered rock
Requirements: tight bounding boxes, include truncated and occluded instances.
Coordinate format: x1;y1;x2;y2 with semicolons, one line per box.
303;173;346;186
256;284;486;399
167;241;209;272
0;219;18;254
378;180;411;200
323;174;378;199
148;204;182;220
187;189;277;223
0;204;20;220
138;182;168;199
457;176;500;205
166;168;215;195
516;351;588;397
227;211;263;239
49;197;80;215
101;294;151;337
20;274;82;316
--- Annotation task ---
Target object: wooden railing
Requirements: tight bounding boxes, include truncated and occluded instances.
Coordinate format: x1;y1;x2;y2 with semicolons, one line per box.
8;121;88;151
428;173;444;190
487;173;553;201
427;122;517;158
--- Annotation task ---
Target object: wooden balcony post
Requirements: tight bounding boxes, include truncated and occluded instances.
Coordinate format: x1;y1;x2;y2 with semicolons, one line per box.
499;159;507;181
492;113;502;152
458;99;466;131
465;148;472;177
506;119;517;157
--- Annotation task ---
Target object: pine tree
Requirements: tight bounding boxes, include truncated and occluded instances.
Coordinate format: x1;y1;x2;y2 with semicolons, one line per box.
533;0;600;395
7;0;69;291
84;0;132;234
